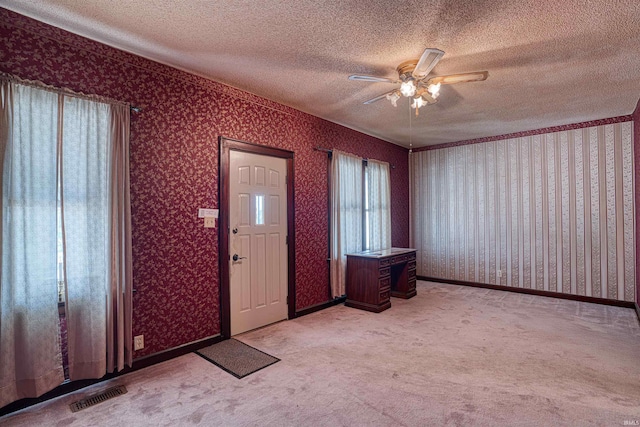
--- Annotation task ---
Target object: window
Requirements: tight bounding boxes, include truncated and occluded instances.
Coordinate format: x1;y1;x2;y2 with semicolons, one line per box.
329;150;391;298
364;159;391;252
255;194;265;225
1;78;133;408
364;167;371;250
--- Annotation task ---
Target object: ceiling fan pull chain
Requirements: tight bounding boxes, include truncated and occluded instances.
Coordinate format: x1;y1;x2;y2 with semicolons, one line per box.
409;105;412;149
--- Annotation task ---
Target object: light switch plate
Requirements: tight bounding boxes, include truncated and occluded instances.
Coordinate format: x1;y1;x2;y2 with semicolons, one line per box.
198;208;219;218
204;217;216;228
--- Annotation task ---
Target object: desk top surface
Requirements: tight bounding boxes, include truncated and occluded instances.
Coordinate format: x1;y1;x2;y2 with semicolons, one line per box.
346;247;416;259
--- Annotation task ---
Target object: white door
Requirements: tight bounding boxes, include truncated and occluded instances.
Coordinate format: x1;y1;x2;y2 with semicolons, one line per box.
229;150;288;335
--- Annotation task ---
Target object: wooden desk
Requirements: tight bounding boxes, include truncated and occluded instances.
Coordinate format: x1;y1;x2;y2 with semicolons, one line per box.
345;248;417;312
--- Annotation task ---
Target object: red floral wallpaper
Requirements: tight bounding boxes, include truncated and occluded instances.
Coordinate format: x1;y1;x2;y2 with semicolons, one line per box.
0;9;409;358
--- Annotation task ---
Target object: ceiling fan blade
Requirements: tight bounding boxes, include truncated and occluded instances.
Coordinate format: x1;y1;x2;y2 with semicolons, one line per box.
348;75;399;83
412;48;445;78
363;91;397;105
427;71;489;85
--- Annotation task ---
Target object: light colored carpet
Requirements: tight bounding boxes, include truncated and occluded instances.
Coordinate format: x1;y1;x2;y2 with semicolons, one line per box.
1;281;639;426
195;338;279;378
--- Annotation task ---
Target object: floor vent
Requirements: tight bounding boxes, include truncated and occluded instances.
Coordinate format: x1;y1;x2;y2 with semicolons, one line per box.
69;385;128;413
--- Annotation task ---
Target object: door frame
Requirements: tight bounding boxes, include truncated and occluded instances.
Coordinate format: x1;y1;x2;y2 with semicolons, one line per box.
219;136;296;338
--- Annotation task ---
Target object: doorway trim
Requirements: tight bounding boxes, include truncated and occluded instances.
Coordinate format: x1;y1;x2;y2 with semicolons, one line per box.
219;136;296;338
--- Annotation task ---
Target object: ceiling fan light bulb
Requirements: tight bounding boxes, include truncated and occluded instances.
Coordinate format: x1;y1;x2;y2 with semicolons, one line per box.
386;91;400;107
400;79;416;97
427;82;441;96
411;96;427;109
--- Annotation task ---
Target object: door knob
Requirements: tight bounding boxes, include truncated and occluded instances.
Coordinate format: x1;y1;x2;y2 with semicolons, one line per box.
232;254;247;261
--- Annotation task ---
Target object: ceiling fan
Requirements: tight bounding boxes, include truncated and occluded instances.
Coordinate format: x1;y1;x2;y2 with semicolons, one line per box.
349;48;488;115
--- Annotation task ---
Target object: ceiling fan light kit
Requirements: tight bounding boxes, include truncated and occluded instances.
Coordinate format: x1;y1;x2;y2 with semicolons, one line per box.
400;78;417;97
427;82;441;96
349;47;488;116
385;90;401;107
411;96;427;109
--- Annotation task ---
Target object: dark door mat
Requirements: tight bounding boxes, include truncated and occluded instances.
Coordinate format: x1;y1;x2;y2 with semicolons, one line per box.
195;339;280;379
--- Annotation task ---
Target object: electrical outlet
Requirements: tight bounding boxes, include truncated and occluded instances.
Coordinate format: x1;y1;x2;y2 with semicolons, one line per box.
134;335;144;351
204;217;216;228
497;270;502;278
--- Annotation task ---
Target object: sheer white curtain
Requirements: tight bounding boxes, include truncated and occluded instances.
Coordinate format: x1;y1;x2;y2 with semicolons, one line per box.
366;159;391;251
62;95;110;380
0;81;64;408
0;77;132;406
63;97;133;380
330;150;363;298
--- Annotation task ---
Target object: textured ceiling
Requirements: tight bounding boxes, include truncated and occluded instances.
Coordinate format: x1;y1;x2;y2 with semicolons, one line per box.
2;0;639;148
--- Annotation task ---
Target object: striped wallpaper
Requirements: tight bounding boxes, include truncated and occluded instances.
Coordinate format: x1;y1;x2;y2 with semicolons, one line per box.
410;121;635;302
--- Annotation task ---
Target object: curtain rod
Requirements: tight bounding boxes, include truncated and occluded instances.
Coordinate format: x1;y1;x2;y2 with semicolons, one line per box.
314;147;396;169
1;72;138;109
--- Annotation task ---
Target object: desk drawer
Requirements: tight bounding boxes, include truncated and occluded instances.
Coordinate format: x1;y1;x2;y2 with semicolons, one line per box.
379;266;390;277
408;260;416;270
408;269;416;280
379;288;390;303
379;258;390;268
379;276;390;289
408;252;416;261
391;254;408;265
